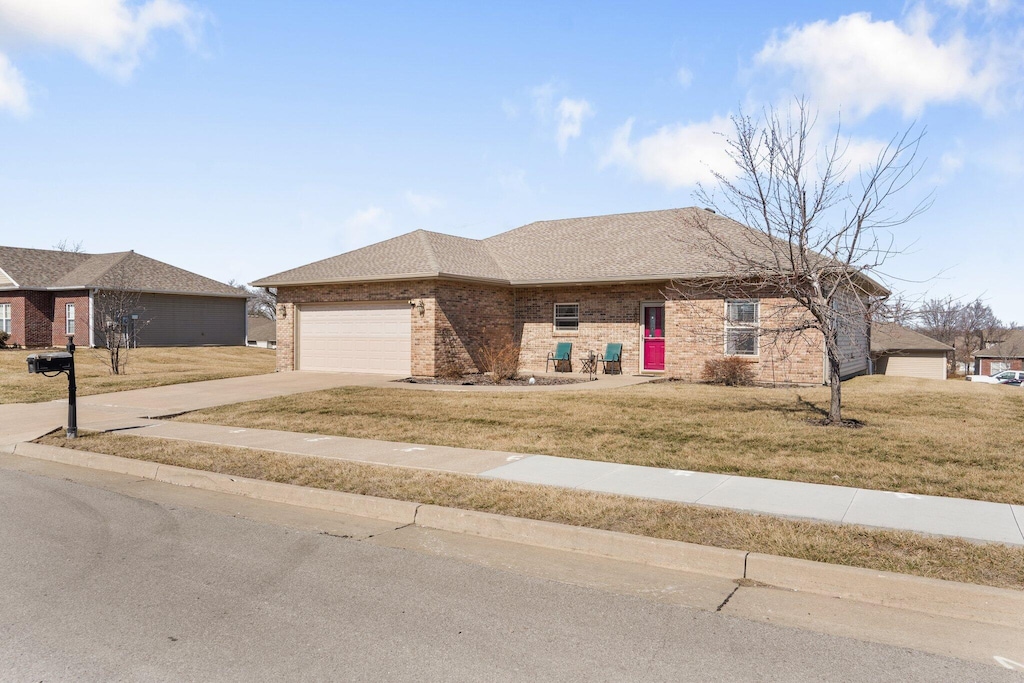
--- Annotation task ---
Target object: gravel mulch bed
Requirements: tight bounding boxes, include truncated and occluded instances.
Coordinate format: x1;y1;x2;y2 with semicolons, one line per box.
397;374;589;386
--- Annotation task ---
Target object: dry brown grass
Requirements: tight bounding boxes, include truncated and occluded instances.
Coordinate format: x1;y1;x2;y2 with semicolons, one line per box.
0;346;275;404
179;375;1024;505
36;430;1024;591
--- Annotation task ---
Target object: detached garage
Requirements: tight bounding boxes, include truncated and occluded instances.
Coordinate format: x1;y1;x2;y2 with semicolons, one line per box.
297;303;412;374
871;322;951;381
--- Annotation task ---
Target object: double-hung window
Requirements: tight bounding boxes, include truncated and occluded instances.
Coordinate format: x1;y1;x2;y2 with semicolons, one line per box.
554;303;579;332
725;300;759;356
66;303;76;336
0;303;10;334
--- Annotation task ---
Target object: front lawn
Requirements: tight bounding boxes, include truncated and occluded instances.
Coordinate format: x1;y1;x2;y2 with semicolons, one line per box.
0;346;276;404
178;376;1024;505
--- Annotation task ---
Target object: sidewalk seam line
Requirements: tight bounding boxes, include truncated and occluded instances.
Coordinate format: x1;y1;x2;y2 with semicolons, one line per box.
1011;505;1024;544
839;489;861;524
693;475;732;504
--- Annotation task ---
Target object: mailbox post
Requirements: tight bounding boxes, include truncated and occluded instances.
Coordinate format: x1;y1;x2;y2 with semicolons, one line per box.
66;338;77;438
26;337;78;439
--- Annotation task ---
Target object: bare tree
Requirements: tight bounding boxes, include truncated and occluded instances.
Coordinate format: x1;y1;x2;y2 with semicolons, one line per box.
92;265;148;375
872;291;920;326
53;238;85;253
917;296;1003;374
681;99;927;425
229;280;277;320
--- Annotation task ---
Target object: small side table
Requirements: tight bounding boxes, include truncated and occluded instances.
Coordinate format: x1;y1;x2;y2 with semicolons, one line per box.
579;351;597;379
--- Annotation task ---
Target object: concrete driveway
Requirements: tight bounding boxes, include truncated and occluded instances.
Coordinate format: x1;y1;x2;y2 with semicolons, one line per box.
0;371;401;448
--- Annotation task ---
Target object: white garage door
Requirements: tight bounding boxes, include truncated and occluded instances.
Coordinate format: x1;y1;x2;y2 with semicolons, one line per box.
298;303;411;374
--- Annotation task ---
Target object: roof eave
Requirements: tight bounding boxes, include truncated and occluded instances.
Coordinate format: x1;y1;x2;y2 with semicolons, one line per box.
255;272;510;288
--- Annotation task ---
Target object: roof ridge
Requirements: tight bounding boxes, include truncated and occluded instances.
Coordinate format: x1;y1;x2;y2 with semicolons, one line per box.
484;206;692;241
416;229;441;273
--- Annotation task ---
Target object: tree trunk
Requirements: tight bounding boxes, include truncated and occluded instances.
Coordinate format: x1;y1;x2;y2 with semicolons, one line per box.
824;325;843;424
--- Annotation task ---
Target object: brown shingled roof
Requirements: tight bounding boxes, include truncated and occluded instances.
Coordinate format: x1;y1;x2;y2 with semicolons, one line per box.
870;323;953;353
253;207;886;292
974;330;1024;359
0;246;245;297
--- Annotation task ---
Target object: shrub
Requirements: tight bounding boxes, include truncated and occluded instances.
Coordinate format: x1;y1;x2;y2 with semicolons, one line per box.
480;337;520;384
436;328;466;380
0;330;9;348
702;357;755;386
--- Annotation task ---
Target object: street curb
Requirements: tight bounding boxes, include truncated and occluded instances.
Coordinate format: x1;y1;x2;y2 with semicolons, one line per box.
12;442;419;525
415;504;747;579
745;553;1024;629
10;441;1023;628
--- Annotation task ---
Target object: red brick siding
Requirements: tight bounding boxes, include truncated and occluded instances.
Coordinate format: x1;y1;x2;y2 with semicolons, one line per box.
978;358;1024;375
0;291;55;348
274;279;826;384
516;284;663;375
435;281;514;373
51;291;90;347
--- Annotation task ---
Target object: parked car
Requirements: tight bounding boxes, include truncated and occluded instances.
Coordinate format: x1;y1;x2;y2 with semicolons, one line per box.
966;370;1024;383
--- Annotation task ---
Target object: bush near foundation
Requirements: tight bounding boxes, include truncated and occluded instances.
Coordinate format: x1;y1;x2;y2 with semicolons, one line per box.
702;357;755;386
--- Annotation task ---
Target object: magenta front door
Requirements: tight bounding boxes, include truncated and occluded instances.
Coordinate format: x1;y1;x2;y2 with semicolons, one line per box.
642;304;665;371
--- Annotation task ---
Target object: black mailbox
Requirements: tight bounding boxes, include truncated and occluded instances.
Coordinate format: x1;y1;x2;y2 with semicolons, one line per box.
27;352;74;374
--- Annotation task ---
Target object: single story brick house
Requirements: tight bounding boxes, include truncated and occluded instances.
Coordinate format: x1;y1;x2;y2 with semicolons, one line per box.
252;208;884;383
0;246;248;348
870;322;951;380
973;330;1024;375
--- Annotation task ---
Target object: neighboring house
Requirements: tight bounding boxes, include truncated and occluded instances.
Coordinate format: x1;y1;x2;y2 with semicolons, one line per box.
0;246;248;348
972;330;1024;375
870;322;951;380
252;208;886;382
246;315;277;349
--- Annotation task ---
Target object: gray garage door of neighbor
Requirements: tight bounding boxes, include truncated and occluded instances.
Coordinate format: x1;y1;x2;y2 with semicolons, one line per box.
297;302;412;374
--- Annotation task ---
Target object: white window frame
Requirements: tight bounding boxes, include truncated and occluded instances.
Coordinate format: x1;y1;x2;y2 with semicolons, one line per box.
725;299;759;357
65;303;76;336
553;303;579;333
0;302;10;334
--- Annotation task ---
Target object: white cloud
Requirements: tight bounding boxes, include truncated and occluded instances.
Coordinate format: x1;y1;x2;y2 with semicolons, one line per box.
676;66;693;88
405;191;444;214
601;115;733;189
341;205;392;251
555;97;593;153
497;168;529;194
0;52;27;114
0;0;201;113
755;11;1005;118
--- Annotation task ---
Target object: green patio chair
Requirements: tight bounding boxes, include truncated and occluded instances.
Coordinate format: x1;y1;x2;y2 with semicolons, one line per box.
598;343;622;375
546;342;573;373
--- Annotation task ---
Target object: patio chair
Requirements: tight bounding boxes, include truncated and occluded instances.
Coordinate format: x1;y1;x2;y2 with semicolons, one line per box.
598;343;622;375
546;342;573;373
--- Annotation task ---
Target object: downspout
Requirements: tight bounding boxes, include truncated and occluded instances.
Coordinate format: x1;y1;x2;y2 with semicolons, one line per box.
88;289;96;348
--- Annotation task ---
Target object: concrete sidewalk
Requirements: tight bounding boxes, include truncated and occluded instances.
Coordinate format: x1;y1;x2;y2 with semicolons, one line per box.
124;420;1024;547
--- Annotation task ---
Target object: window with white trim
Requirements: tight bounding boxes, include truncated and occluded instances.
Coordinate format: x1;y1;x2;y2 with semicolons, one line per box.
554;303;579;332
0;303;10;334
65;303;75;336
725;299;759;356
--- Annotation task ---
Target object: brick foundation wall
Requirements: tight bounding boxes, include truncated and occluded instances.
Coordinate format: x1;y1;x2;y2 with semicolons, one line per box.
51;291;91;347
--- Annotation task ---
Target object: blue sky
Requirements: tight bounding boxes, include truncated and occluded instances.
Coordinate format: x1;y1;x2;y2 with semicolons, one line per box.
0;1;1022;320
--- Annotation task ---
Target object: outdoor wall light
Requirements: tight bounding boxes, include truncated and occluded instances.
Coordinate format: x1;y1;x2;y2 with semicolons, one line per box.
416;300;425;316
279;304;287;319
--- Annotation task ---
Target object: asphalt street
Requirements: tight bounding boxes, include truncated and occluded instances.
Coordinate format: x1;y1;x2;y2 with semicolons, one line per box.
0;459;1019;682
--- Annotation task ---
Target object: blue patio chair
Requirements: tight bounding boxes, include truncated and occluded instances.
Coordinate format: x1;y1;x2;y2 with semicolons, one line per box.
598;343;622;375
545;342;573;372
